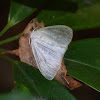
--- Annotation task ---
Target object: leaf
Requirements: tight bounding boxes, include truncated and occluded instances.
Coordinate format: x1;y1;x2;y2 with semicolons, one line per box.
12;61;77;100
8;1;36;26
0;1;36;37
0;34;21;45
0;55;76;99
0;85;34;100
37;2;100;30
64;38;100;92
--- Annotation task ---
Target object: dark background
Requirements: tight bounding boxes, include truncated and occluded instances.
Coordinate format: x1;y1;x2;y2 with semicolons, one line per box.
0;0;100;100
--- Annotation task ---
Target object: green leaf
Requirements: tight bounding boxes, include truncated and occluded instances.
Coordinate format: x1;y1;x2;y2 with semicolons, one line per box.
8;1;36;26
64;38;100;92
11;61;77;100
0;33;21;45
0;1;36;37
37;2;100;30
0;85;34;100
0;51;76;99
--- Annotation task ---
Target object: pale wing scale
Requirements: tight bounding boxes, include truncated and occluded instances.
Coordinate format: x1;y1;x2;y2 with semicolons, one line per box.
30;25;73;80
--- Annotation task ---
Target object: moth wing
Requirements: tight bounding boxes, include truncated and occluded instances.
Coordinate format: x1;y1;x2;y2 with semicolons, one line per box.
30;25;73;80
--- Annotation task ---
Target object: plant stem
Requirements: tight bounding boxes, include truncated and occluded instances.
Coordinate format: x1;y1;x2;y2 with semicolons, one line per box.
0;33;21;45
0;23;12;37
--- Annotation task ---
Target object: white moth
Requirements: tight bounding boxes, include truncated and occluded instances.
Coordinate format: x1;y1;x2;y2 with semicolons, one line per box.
30;25;73;80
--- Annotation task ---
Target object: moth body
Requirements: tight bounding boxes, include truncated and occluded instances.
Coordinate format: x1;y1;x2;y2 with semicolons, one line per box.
30;25;73;80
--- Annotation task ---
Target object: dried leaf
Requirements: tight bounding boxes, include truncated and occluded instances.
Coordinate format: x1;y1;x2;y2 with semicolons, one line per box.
18;18;82;89
1;49;19;56
1;18;82;90
19;18;43;68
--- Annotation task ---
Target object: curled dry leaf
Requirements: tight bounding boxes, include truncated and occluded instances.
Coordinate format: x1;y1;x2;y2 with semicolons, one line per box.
1;49;19;56
19;18;82;90
2;18;82;90
19;18;43;68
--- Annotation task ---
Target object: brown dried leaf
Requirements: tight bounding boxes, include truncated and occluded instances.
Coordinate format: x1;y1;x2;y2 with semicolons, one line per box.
1;49;19;56
19;18;43;68
19;18;82;90
2;18;82;90
55;60;82;90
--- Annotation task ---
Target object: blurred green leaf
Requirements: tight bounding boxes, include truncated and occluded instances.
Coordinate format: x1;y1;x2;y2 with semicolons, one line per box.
11;61;77;100
0;1;36;37
13;0;100;12
0;33;21;45
64;38;100;92
0;49;76;99
37;3;100;30
8;1;36;26
0;85;34;100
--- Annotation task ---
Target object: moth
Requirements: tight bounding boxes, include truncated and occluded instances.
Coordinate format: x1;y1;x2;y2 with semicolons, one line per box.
30;25;73;80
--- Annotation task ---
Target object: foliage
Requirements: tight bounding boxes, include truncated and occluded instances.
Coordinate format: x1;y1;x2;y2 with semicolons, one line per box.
0;0;100;99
